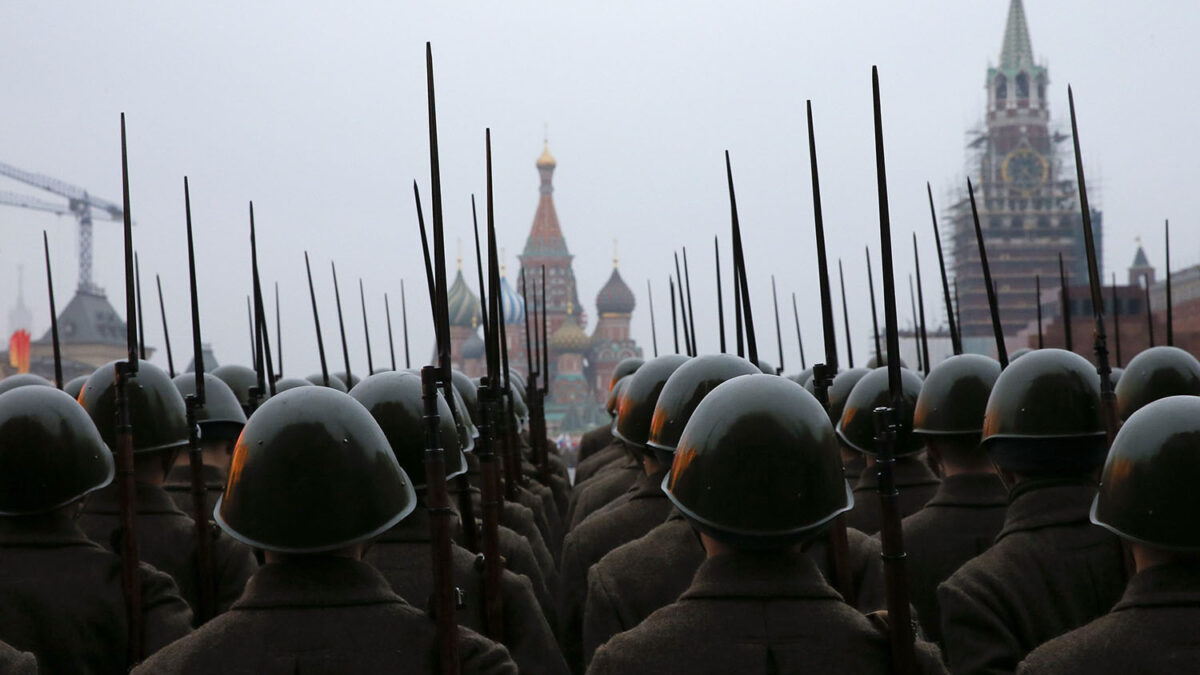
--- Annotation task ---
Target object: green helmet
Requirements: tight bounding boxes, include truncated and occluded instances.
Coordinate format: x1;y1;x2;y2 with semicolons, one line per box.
0;373;53;396
866;354;908;369
1115;347;1200;421
448;385;475;453
1109;367;1124;387
1010;348;1033;360
666;374;852;548
913;354;1002;436
216;387;415;553
306;373;349;393
755;359;776;375
606;377;629;418
981;348;1106;474
610;357;645;391
212;365;265;413
787;368;814;388
451;370;480;426
0;386;114;515
79;360;189;455
1091;395;1200;550
64;375;89;400
647;354;760;466
810;368;870;427
614;355;690;454
836;367;924;457
334;372;361;390
349;371;466;486
172;373;247;442
274;377;315;393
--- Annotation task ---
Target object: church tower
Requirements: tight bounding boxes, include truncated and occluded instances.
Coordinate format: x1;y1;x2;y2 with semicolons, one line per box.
590;245;641;399
948;0;1100;351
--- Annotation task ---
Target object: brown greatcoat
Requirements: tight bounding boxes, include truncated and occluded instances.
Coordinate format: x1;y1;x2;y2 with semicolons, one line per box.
162;464;224;521
559;468;672;674
1017;562;1200;674
0;511;193;675
846;455;941;535
585;549;947;675
576;424;613;464
78;481;258;620
567;457;640;530
364;506;568;675
582;510;887;666
938;480;1127;675
131;557;517;674
894;472;1008;646
572;441;627;486
458;482;558;590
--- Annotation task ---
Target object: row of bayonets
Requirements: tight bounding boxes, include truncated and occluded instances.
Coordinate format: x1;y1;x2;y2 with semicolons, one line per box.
27;46;1139;674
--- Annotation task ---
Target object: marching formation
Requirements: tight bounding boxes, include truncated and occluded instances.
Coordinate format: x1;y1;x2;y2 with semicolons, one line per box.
0;44;1198;675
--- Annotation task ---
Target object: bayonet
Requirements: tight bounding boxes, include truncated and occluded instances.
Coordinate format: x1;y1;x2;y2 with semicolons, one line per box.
909;276;922;373
715;237;726;353
1036;275;1044;349
42;232;62;388
1111;274;1121;367
838;259;854;368
1165;219;1173;346
867;247;882;363
725;152;757;364
401;280;411;369
359;279;373;375
913;234;931;375
670;277;680;355
385;293;397;371
135;252;146;360
673;253;692;356
791;292;806;370
155;274;174;378
249;204;276;396
1059;253;1073;351
275;282;282;378
927;183;961;355
330;261;352;386
647;279;658;358
683;247;698;356
1145;282;1155;347
733;270;744;358
771;275;784;374
967;179;1008;367
303;252;330;387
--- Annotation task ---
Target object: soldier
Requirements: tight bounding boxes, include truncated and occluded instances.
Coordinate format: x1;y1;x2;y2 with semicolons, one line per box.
164;373;247;517
904;353;1007;645
1113;345;1200;421
577;357;643;464
559;354;688;673
572;379;635;486
1018;395;1200;673
837;367;940;534
0;385;192;673
809;367;869;483
77;360;257;620
586;375;945;675
567;382;642;529
938;349;1126;674
132;386;516;673
351;371;567;675
582;354;887;665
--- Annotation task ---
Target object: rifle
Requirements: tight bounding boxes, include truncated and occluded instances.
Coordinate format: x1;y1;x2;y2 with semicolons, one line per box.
673;253;692;356
838;259;854;368
683;247;698;356
520;268;550;484
182;177;216;623
967;179;1008;368
42;232;63;388
1110;274;1121;367
869;67;918;675
401;280;412;369
423;44;463;672
791;293;807;370
385;293;397;371
1059;253;1073;352
908;276;922;373
715;237;726;354
248;204;276;397
866;247;882;363
155;275;175;378
913;234;931;375
734;264;744;358
1036;275;1044;349
669;277;680;355
724;152;758;365
135;253;146;360
803;101;852;603
116;112;144;664
246;297;254;365
303;252;330;387
927;183;961;355
647;280;659;358
771;276;784;374
359;279;374;375
330;261;352;387
1165;219;1173;346
275;282;283;378
1066;87;1118;447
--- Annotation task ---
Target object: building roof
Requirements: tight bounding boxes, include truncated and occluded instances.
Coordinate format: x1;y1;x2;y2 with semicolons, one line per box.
462;325;485;359
498;275;525;325
523;142;570;259
34;288;126;346
999;0;1034;72
447;267;480;328
1132;244;1151;268
549;305;590;353
596;264;635;315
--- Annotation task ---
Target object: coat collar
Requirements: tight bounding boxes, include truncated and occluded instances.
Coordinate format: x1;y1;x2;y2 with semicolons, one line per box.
1113;563;1200;611
83;481;189;517
853;456;941;492
995;479;1097;542
232;557;408;610
0;510;107;549
164;464;226;489
624;467;670;502
924;472;1008;508
681;548;843;602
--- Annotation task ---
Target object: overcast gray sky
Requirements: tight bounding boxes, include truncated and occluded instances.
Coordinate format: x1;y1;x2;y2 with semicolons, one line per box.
1;1;1197;376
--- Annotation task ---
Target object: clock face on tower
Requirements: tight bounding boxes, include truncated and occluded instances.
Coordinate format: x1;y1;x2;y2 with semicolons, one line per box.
1001;147;1049;185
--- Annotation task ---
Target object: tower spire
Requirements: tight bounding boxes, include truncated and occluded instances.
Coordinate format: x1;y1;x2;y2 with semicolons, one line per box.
999;0;1034;70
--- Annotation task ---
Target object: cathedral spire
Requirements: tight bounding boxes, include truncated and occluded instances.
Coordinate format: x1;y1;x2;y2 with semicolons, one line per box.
999;0;1034;71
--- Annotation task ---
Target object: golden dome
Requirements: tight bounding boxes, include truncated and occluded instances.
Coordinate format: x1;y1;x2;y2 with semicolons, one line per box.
536;141;556;169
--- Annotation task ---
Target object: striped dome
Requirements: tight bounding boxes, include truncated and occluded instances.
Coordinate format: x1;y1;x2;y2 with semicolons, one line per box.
447;269;480;327
550;307;590;353
499;276;526;325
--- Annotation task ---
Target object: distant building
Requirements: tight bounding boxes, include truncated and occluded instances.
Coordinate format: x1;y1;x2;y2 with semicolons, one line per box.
948;0;1100;356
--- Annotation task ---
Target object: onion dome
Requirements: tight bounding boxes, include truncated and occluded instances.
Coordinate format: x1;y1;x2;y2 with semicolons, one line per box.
536;141;556;169
499;275;525;325
447;264;480;328
550;304;590;354
462;318;485;360
596;264;635;315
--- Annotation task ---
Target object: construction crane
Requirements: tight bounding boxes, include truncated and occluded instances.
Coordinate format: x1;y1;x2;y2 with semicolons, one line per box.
0;161;124;294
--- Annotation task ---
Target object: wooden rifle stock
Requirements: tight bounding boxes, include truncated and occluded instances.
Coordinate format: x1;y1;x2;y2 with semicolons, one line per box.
421;366;460;675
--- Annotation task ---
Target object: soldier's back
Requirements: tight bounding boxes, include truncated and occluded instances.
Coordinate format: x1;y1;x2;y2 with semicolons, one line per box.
0;512;193;675
132;557;516;675
938;481;1126;674
572;442;626;486
586;549;945;675
576;425;613;464
847;456;940;535
567;460;640;530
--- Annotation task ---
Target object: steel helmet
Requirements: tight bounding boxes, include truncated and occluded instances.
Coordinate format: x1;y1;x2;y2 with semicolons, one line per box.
1115;346;1200;421
64;375;88;400
913;354;1002;436
836;367;924;457
274;377;315;393
216;387;415;553
0;373;53;396
609;357;645;391
646;354;760;466
79;360;189;455
614;355;690;453
212;365;265;413
306;373;348;393
172;373;248;442
810;368;870;428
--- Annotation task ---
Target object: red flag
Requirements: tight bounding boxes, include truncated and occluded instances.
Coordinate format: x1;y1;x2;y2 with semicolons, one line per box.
8;330;30;374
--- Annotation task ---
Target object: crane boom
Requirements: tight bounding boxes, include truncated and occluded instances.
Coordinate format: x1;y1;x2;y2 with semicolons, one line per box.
0;160;123;215
0;191;74;216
